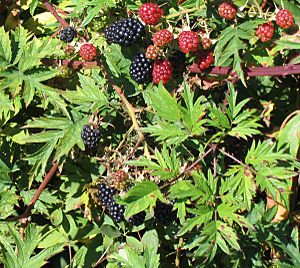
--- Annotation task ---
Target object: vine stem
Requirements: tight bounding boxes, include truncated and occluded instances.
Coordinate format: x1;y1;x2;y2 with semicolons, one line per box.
5;162;59;238
112;84;144;158
42;58;300;79
43;0;69;28
188;63;300;77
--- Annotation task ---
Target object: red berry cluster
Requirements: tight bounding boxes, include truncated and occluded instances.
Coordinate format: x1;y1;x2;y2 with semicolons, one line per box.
138;3;164;25
178;31;199;54
79;44;97;61
152;30;173;47
218;2;237;20
256;22;274;42
146;45;159;60
276;9;294;29
152;60;173;85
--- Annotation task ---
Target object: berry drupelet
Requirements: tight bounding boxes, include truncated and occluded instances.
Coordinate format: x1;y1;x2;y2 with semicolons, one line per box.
152;59;173;85
130;53;153;84
59;27;76;43
218;2;237;20
138;3;164;25
178;31;199;54
276;9;294;29
79;44;97;61
104;18;145;47
256;22;274;42
154;201;176;226
81;125;101;150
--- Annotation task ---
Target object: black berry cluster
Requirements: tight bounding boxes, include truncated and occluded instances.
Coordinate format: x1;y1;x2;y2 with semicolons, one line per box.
104;18;145;47
98;183;125;223
130;53;153;84
59;27;76;43
154;201;176;226
128;211;146;226
81;125;100;150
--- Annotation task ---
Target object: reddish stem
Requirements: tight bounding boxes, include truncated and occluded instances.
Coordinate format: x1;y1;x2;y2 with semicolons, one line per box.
189;63;300;77
43;0;69;28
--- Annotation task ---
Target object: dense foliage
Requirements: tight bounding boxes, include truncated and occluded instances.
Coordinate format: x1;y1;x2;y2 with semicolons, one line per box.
0;0;300;267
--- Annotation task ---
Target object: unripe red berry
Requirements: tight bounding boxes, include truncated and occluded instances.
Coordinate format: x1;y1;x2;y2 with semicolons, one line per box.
202;38;212;49
276;9;294;29
146;45;160;59
79;43;97;61
152;59;173;85
178;31;199;54
218;2;237;20
256;22;274;42
138;3;164;25
152;29;173;47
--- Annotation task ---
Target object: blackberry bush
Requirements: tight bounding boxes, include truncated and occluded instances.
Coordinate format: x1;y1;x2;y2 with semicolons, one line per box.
1;1;300;268
104;18;145;47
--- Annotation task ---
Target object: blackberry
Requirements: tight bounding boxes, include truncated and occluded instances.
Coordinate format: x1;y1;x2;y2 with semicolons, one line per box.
59;27;76;43
98;183;125;223
154;201;176;226
128;211;146;226
104;18;145;47
98;183;116;206
81;125;100;150
130;53;153;84
108;203;125;223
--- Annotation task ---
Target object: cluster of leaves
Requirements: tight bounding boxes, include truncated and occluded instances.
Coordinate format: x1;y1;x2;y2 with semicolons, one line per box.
0;0;300;267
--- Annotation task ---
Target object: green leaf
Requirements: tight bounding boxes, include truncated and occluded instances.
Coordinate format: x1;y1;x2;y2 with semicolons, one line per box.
144;83;181;122
277;113;300;157
63;73;108;112
121;181;163;219
215;22;258;85
0;27;12;64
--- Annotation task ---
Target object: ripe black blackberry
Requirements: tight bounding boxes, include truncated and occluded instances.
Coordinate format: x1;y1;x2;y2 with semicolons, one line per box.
81;125;100;150
154;201;176;226
98;183;116;206
128;211;146;226
59;27;76;43
130;53;153;84
104;18;145;47
108;203;125;223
